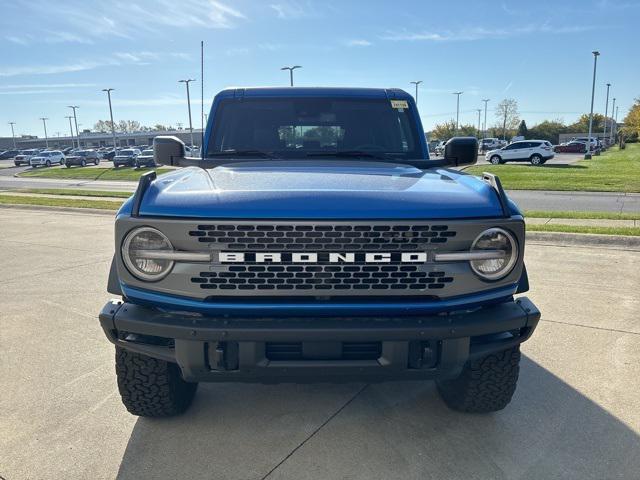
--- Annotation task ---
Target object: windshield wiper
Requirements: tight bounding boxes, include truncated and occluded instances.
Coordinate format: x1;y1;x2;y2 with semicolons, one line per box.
207;149;279;159
305;150;389;160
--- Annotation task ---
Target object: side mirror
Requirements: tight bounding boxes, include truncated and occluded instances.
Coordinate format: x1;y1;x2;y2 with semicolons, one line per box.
444;137;478;166
153;136;185;166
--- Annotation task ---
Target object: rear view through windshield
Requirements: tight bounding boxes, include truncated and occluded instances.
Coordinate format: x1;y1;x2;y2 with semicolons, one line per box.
207;97;422;159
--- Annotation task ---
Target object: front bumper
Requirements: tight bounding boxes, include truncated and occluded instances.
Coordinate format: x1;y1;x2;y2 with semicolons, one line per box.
99;297;540;383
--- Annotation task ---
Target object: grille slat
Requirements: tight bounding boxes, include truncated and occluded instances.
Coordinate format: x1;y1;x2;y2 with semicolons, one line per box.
189;223;456;249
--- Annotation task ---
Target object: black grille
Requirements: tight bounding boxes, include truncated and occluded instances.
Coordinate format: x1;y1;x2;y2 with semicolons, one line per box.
191;265;454;291
189;223;456;250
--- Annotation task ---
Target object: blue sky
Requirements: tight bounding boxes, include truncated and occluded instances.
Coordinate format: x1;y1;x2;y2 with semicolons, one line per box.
1;0;638;138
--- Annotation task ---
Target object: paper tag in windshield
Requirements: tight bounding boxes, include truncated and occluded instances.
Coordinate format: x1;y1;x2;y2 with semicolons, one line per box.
391;100;409;109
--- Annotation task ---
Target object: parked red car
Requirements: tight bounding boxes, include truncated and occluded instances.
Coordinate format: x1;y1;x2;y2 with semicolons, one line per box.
553;141;588;153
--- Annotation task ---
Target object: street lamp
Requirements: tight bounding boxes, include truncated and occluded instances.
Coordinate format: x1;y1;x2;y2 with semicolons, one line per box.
178;79;196;149
482;99;490;145
281;65;302;86
39;117;49;148
452;92;463;134
603;83;611;148
65;116;74;148
585;51;599;159
102;88;118;150
476;109;482;139
67;105;80;149
410;81;423;104
8;122;16;148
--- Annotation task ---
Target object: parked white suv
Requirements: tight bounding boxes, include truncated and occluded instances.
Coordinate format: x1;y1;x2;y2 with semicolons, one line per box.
14;149;40;166
30;150;65;167
485;140;554;165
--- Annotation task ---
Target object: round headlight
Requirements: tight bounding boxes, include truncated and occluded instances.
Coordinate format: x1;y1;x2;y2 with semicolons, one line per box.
470;228;518;280
122;227;174;281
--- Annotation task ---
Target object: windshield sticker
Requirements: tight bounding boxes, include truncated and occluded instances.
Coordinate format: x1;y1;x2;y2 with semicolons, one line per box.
391;100;409;109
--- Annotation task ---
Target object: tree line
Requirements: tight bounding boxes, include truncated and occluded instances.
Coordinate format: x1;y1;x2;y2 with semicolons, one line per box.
429;97;640;144
93;120;177;133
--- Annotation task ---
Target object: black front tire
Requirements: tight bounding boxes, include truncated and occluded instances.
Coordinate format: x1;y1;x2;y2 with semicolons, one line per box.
436;345;521;413
115;347;198;417
489;155;502;165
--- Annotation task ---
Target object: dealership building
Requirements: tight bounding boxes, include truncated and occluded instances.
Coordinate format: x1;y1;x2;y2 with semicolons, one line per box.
0;129;204;151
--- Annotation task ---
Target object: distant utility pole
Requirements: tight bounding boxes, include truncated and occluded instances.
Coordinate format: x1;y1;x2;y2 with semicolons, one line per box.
65;116;74;147
281;65;302;86
179;79;195;148
585;51;599;159
452;92;463;134
410;81;423;104
481;99;490;142
8;122;16;148
39;117;49;147
610;97;616;144
603;83;611;146
476;109;482;139
67;105;80;149
102;88;118;149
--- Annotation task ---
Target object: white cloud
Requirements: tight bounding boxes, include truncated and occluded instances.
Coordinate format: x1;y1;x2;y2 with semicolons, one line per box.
225;47;250;56
345;39;372;47
270;1;316;19
0;83;97;89
0;49;187;78
381;24;599;42
4;0;247;46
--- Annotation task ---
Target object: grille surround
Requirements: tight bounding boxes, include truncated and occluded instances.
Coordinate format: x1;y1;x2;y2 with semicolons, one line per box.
115;217;526;299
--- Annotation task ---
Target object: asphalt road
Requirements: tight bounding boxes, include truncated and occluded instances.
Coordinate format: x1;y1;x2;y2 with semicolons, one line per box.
1;208;639;480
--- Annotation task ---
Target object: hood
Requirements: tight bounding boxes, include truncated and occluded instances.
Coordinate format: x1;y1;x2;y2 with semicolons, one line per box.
136;161;504;219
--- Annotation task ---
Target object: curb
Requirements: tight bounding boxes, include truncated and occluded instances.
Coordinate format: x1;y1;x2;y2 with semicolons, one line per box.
526;231;640;249
0;203;115;216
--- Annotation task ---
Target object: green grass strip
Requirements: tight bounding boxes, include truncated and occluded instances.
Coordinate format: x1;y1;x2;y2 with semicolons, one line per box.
0;194;122;210
18;166;172;181
527;223;639;236
524;210;640;220
466;144;640;192
13;188;131;198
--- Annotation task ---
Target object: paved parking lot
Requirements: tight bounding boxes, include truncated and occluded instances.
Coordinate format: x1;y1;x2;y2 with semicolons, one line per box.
1;208;639;480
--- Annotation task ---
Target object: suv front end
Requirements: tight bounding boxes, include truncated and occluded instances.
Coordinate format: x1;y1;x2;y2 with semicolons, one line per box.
99;87;540;417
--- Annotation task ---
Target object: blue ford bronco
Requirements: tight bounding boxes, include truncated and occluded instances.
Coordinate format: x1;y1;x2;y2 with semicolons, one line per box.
99;87;540;417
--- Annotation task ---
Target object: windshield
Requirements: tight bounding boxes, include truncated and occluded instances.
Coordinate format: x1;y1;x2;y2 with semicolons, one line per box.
142;149;153;155
119;150;135;155
207;97;422;160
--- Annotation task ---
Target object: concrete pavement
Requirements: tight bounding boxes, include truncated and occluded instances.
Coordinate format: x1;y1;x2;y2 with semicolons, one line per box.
1;208;639;480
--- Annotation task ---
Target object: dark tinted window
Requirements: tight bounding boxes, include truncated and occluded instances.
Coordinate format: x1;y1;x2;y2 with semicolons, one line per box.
208;97;422;159
528;141;542;147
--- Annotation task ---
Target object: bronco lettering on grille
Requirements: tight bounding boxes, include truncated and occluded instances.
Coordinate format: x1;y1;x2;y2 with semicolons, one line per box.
217;252;429;263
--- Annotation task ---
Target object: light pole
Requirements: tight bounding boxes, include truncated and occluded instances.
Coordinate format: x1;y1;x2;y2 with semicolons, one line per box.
476;109;482;139
39;117;49;148
102;88;117;150
585;51;599;159
452;92;463;134
65;116;74;148
610;97;616;144
481;99;490;140
67;105;80;149
8;122;16;148
603;83;610;147
281;65;302;86
410;81;423;104
178;79;196;149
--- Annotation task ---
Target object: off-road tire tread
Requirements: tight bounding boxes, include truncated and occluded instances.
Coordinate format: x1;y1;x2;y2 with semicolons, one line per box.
436;345;520;413
115;347;197;417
